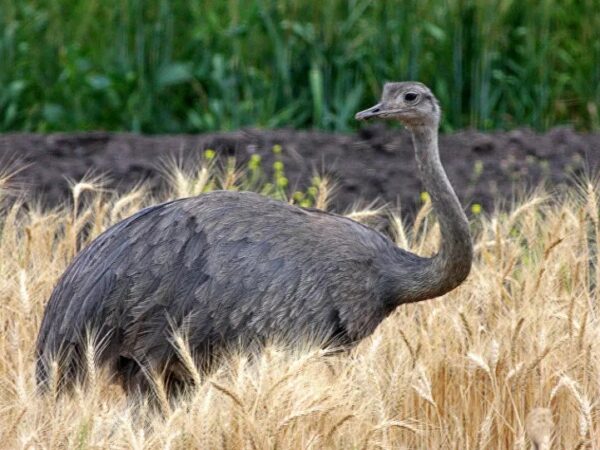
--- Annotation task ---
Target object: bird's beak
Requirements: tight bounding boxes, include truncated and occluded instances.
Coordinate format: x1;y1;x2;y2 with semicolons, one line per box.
355;103;383;121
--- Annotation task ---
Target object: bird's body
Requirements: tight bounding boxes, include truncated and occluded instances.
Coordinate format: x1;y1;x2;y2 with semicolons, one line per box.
36;191;427;392
36;81;473;395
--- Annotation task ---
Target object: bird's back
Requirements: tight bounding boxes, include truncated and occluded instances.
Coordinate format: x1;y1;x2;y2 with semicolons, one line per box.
36;191;404;392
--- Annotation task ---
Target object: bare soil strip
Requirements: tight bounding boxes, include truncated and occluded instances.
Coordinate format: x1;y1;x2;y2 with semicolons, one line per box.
1;126;597;215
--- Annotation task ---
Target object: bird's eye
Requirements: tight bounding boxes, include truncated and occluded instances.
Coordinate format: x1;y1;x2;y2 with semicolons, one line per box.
404;92;418;102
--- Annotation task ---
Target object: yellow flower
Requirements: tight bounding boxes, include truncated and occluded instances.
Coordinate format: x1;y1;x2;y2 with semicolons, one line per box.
471;203;482;215
276;176;288;188
248;154;262;169
203;149;216;160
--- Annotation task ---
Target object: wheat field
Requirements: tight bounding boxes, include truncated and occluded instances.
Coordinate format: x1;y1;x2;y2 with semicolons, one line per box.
0;163;598;449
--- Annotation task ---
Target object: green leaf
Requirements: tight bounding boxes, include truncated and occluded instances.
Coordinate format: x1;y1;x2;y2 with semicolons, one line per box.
156;63;193;88
86;74;111;90
423;22;446;42
8;80;27;95
309;65;324;126
42;103;65;124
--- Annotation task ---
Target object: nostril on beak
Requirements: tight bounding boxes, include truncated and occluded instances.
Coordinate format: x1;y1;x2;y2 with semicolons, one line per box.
355;105;382;121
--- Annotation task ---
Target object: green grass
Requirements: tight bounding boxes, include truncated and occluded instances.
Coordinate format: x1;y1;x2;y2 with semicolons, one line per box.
0;0;598;133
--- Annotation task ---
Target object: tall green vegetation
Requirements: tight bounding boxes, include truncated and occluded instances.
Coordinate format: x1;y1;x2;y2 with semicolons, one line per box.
0;0;598;133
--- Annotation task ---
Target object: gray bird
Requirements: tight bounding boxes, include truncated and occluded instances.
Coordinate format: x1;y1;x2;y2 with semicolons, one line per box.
36;81;472;396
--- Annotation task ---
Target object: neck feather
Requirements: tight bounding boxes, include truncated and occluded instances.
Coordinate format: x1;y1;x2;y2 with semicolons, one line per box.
391;125;472;303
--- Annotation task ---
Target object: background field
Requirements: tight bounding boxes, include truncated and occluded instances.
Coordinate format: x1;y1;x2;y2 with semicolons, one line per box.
1;0;599;133
1;127;598;217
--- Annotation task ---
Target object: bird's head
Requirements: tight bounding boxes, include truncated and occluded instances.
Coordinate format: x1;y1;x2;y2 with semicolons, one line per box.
355;81;440;129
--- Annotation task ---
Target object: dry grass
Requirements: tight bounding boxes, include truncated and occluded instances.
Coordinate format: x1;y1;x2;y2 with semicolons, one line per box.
0;164;599;449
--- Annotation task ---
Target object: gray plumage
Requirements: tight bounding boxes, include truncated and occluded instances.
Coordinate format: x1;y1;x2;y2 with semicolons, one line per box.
36;81;472;395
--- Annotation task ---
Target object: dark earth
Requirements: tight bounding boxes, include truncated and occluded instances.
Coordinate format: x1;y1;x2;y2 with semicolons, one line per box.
0;126;598;217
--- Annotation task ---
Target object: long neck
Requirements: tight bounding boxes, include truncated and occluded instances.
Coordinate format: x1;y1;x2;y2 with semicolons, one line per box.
392;125;472;302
